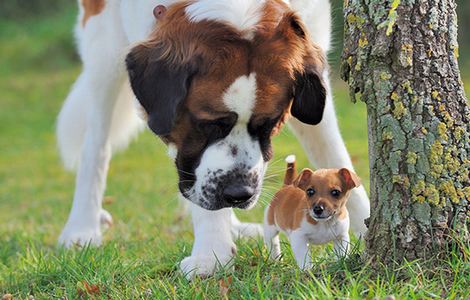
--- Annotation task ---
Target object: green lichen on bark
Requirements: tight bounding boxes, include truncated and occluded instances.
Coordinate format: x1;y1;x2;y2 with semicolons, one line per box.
342;0;469;265
377;0;401;36
406;152;417;165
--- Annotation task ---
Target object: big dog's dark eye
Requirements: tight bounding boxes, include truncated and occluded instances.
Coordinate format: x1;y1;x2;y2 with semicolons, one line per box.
247;114;283;162
306;188;315;197
248;114;281;136
196;114;237;140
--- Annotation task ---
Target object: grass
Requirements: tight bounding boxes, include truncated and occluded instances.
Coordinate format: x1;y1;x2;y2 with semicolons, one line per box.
0;4;469;299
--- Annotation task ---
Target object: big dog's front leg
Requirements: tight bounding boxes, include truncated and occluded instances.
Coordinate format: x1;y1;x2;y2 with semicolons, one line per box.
180;203;235;280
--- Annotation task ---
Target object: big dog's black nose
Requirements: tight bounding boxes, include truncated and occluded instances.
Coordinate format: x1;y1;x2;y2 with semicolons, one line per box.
223;185;254;205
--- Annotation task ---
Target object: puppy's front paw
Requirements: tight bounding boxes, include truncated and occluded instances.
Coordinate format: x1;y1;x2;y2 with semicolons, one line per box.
180;254;233;280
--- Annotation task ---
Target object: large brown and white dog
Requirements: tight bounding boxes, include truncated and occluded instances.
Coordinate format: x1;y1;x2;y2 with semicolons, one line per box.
57;0;370;279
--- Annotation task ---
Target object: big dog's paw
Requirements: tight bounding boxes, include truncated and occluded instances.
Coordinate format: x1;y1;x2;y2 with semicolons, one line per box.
180;255;234;280
58;223;102;248
58;210;113;248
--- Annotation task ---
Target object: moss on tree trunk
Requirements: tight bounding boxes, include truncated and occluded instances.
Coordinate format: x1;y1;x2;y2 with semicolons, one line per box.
341;0;469;264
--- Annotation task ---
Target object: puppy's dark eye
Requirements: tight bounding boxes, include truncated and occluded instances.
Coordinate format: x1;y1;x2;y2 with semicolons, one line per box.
331;189;341;198
306;188;315;197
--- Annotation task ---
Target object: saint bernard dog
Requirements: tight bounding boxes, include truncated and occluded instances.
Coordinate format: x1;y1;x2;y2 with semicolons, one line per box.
57;0;370;279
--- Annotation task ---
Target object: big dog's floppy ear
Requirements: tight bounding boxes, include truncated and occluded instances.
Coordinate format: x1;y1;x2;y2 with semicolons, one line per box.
292;67;326;125
126;45;195;136
281;13;327;125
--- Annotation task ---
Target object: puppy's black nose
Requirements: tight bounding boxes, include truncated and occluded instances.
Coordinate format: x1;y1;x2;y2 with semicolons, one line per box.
223;185;254;205
313;205;324;216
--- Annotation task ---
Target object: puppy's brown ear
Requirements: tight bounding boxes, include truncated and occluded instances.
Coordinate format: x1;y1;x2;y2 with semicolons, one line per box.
126;45;196;136
293;168;314;189
339;168;361;190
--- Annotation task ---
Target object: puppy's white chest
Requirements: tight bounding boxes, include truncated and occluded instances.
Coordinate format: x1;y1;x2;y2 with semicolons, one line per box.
300;217;349;245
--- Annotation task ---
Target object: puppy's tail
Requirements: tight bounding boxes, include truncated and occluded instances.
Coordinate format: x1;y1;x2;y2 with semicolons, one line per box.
283;155;297;186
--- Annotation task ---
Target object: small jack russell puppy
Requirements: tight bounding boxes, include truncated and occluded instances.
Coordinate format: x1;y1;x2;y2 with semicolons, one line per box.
263;155;361;269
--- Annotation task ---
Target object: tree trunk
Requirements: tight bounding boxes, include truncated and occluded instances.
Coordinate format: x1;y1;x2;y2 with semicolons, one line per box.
341;0;469;265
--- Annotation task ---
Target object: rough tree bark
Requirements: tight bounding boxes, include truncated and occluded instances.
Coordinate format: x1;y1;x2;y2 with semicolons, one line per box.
341;0;469;265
